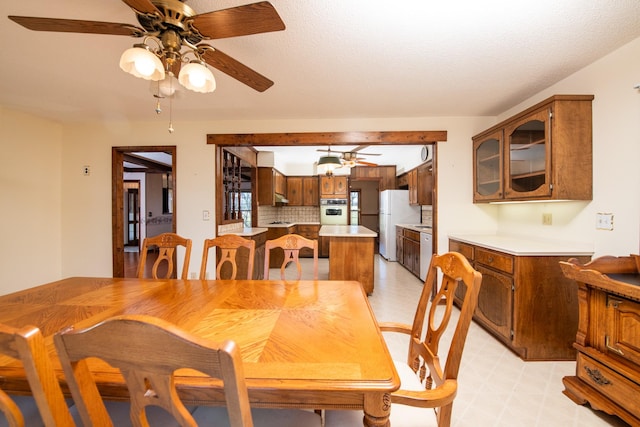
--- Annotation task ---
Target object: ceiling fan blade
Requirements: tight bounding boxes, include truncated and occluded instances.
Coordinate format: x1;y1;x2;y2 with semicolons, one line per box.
317;148;347;154
8;16;143;36
192;1;285;40
356;160;379;167
201;47;274;92
121;0;161;15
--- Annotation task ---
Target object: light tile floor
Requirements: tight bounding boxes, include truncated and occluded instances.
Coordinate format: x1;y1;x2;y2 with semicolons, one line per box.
283;255;629;427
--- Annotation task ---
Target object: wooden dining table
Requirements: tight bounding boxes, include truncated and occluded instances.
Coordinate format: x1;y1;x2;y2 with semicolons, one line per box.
0;277;399;426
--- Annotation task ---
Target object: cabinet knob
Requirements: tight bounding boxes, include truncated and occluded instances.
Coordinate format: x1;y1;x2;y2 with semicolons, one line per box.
487;256;494;263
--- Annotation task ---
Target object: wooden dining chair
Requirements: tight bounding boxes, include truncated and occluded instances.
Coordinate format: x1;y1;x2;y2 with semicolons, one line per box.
325;251;482;427
200;234;256;280
137;232;192;280
264;234;318;280
0;323;75;427
53;314;321;427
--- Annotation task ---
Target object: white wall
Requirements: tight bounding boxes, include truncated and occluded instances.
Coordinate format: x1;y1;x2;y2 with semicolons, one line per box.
0;108;63;293
2;36;639;295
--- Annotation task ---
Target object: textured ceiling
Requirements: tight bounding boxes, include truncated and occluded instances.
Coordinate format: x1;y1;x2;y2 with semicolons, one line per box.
2;0;640;126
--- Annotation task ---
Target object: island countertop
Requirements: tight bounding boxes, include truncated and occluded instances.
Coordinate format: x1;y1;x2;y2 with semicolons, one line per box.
319;225;377;238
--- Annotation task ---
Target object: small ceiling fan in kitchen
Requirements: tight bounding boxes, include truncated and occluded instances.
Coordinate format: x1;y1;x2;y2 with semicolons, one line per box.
316;146;381;168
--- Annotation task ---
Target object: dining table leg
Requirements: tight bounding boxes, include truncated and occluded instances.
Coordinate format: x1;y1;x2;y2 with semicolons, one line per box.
363;392;392;426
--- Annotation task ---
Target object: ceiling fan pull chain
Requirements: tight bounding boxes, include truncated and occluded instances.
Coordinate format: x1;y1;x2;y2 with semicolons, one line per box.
168;95;174;134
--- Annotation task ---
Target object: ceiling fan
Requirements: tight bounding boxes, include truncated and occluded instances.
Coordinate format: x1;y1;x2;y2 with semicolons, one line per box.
7;0;285;93
317;146;381;167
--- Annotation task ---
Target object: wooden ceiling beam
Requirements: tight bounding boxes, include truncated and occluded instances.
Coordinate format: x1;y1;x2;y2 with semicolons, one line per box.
207;130;447;146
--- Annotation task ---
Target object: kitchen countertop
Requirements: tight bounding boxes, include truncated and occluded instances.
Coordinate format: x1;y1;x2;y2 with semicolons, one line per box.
219;227;268;237
258;222;321;228
448;233;594;256
319;225;377;238
397;223;433;233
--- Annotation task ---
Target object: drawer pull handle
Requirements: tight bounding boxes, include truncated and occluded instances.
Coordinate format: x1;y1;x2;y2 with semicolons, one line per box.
584;366;612;386
607;297;623;309
487;256;494;263
605;336;624;356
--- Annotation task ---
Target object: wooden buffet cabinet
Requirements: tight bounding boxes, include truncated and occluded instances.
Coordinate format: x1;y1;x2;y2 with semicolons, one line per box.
560;255;640;426
449;236;592;361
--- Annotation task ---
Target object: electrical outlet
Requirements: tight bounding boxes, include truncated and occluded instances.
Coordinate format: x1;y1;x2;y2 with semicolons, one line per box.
202;210;210;221
82;165;90;176
542;213;552;225
189;272;197;279
596;213;614;230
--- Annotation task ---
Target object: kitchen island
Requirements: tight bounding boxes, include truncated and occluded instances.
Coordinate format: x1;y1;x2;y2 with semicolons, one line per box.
319;225;377;294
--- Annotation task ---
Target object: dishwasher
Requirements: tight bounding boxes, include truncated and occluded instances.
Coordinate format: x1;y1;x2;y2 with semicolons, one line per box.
419;230;433;281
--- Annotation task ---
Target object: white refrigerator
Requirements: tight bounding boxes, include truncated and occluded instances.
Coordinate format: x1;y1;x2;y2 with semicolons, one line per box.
379;190;420;261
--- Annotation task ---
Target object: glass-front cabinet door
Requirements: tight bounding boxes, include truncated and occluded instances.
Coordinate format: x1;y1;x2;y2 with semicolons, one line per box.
473;130;503;202
504;107;551;199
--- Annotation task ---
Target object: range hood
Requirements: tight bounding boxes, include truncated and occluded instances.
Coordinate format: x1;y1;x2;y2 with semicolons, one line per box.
275;193;289;204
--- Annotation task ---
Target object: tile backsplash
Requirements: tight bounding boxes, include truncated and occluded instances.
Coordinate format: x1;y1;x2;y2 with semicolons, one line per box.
258;206;320;225
421;205;433;226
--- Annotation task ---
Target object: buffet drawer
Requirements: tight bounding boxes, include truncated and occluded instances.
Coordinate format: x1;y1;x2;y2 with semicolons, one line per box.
475;248;514;274
577;353;640;419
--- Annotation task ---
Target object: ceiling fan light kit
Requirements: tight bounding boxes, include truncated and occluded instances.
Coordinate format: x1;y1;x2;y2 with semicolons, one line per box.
8;0;286;131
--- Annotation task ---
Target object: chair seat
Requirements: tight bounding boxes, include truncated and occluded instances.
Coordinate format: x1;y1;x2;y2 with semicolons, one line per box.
192;406;322;427
324;360;438;427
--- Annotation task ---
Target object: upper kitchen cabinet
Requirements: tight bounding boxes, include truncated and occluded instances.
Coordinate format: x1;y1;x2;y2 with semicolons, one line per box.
258;167;287;206
473;95;593;203
287;176;319;206
473;130;503;202
350;166;397;191
404;162;433;206
320;176;348;198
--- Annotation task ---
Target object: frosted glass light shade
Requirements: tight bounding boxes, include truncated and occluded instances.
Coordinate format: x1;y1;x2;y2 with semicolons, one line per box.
151;74;178;97
178;62;216;93
120;46;165;81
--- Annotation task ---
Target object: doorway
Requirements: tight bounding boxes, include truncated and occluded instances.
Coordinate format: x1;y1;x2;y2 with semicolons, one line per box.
124;181;140;248
112;146;177;278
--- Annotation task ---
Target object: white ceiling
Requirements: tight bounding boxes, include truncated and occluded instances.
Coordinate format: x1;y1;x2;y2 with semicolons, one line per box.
2;1;640;168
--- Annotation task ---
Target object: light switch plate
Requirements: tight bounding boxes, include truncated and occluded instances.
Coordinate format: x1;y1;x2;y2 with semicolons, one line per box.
596;213;614;230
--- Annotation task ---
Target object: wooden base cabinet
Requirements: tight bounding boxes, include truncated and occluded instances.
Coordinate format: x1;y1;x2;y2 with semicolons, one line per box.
560;255;640;426
397;227;420;278
449;238;590;360
296;224;320;257
266;226;296;267
217;231;266;280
